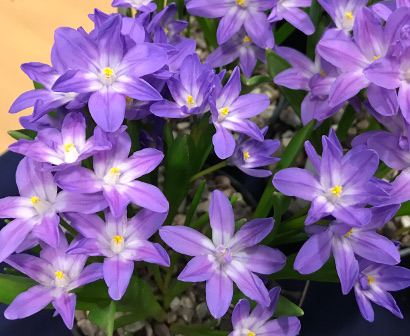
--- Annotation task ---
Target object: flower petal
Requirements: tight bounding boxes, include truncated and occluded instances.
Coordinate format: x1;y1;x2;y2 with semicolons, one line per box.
178;254;216;282
209;190;235;246
206;267;233;318
228;218;273;252
103;255;134;300
52;293;76;329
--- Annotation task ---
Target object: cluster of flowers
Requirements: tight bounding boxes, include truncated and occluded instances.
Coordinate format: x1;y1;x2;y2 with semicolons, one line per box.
0;1;293;333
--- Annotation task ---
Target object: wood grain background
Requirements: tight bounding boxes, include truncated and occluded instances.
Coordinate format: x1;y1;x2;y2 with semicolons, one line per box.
0;0;113;153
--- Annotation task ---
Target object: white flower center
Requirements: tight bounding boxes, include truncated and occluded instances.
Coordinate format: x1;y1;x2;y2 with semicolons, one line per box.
63;143;80;163
99;67;117;86
30;196;52;215
110;235;125;254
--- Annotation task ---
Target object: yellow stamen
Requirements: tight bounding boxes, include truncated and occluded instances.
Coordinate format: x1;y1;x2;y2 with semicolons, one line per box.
243;36;252;43
126;96;133;104
30;196;39;204
103;67;114;78
113;235;124;245
346;229;354;237
63;143;74;153
187;95;194;104
331;185;342;196
320;70;327;77
346;12;353;20
248;332;255;336
55;271;64;279
110;167;120;175
373;56;381;62
236;0;245;6
164;27;169;35
243;152;250;161
221;107;229;117
367;275;375;284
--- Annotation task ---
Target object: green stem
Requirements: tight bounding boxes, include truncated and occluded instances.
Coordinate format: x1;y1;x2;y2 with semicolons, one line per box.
163;252;178;293
189;161;227;183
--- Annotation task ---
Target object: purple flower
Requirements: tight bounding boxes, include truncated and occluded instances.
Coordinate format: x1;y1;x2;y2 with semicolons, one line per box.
4;233;103;329
354;260;410;322
372;0;410;20
230;287;301;336
210;67;266;159
294;205;401;294
52;15;167;132
111;0;156;12
0;158;107;261
318;0;368;33
207;29;267;78
187;0;274;48
9;62;88;121
9;112;111;169
318;7;399;116
65;209;169;300
268;0;315;35
150;53;215;118
273;129;389;227
55;128;168;217
160;190;286;318
228;127;280;177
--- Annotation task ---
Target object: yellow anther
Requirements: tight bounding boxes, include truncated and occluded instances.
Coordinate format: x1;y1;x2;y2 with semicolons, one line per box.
243;36;252;42
320;70;327;77
243;152;250;161
63;143;75;153
164;27;169;35
221;107;229;117
367;275;375;284
236;0;245;5
125;96;133;104
113;235;124;245
110;167;120;175
331;185;342;196
30;196;39;204
373;56;381;62
248;332;255;336
187;95;195;104
55;271;64;279
103;67;114;78
346;229;354;237
346;12;353;20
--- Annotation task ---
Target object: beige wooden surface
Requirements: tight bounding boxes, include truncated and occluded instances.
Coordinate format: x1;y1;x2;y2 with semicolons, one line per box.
0;0;113;154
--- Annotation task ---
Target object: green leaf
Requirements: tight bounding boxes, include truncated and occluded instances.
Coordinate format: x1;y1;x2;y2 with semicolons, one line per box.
163;135;192;224
274;295;304;318
262;192;291;244
395;201;410;217
266;48;306;118
271;253;339;283
8;129;37;141
240;75;272;93
170;323;229;336
335;105;356;141
306;0;324;59
253;120;317;219
0;274;36;305
196;17;218;50
274;22;296;45
33;81;45;89
185;180;207;227
114;313;143;330
88;300;117;336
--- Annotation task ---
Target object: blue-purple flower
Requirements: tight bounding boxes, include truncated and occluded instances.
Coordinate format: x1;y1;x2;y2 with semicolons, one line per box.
111;0;156;12
354;260;410;322
187;0;275;48
160;190;286;318
55;129;168;217
65;209;169;300
273;129;389;227
4;233;103;329
294;205;401;294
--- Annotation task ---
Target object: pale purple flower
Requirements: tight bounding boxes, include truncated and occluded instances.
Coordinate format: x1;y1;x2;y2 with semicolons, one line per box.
52;14;167;132
268;0;315;35
354;260;410;322
160;190;286;318
54;128;168;217
4;233;103;329
150;53;215;118
273;129;389;227
207;29;266;78
210;67;266;159
9;112;111;170
228;127;280;177
0;158;107;261
65;209;169;300
294;205;401;294
372;0;410;20
318;0;368;33
111;0;156;12
187;0;275;48
230;287;301;336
